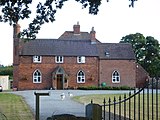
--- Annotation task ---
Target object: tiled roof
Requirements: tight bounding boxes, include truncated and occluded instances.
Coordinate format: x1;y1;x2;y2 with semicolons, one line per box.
20;31;135;60
97;43;135;60
21;39;99;56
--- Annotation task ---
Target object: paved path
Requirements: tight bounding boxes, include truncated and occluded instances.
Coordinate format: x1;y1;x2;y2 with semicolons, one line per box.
11;90;131;120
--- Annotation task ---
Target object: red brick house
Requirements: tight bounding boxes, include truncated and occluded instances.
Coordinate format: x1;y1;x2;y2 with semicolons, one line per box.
13;23;148;90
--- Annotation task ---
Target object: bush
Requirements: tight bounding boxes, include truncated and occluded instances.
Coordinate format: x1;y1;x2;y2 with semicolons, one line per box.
77;86;134;90
77;86;98;90
119;86;135;90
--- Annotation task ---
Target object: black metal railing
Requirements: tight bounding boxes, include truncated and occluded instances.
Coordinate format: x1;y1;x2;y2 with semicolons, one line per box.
0;111;8;120
91;78;160;120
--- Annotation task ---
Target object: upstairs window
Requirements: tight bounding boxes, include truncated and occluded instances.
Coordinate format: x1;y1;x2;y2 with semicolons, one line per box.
77;56;85;63
112;71;120;83
33;69;42;83
77;70;85;83
55;56;63;63
33;56;42;63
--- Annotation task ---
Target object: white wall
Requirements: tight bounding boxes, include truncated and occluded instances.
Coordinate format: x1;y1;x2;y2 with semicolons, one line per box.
0;75;9;90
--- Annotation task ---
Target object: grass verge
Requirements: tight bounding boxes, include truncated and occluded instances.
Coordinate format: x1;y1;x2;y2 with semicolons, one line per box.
0;93;34;120
72;93;160;119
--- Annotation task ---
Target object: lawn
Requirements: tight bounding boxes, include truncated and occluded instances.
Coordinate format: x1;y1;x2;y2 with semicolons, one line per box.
73;93;160;120
0;93;34;120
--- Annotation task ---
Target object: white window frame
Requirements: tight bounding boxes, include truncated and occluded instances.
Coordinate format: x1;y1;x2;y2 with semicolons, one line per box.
77;70;85;83
55;56;64;63
112;71;120;83
33;56;42;63
77;56;85;63
33;69;42;83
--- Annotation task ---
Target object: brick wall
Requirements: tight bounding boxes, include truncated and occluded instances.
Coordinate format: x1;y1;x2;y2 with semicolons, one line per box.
13;65;19;89
136;64;149;88
99;60;136;88
18;56;99;90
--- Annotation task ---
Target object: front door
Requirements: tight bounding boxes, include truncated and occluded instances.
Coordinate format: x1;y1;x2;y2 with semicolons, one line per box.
57;74;63;89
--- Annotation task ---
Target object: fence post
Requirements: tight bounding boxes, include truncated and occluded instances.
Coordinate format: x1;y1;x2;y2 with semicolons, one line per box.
147;80;149;120
113;97;116;120
119;96;121;120
128;92;131;120
103;98;106;120
108;97;111;120
142;88;145;120
34;92;50;120
134;89;136;120
138;88;140;120
124;94;126;120
156;78;159;120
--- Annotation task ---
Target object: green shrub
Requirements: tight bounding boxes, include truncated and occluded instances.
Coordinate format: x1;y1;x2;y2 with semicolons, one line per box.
120;86;135;90
77;86;134;90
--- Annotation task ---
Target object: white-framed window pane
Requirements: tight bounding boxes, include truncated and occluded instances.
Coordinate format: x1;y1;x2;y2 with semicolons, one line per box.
112;71;120;83
33;56;42;63
81;78;85;82
55;56;63;63
81;56;85;63
33;70;42;83
77;70;85;83
78;77;81;82
77;56;85;63
77;57;81;63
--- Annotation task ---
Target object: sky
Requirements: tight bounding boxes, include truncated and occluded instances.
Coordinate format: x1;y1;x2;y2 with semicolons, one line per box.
0;0;160;66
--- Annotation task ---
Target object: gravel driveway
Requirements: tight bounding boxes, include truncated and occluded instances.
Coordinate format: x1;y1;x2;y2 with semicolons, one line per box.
11;90;131;120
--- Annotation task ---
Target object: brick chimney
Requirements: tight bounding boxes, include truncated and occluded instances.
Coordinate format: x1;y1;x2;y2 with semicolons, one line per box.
13;23;21;57
90;27;96;44
13;24;21;38
73;22;80;34
13;23;21;90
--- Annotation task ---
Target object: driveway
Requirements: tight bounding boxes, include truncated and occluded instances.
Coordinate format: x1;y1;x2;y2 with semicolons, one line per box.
11;90;131;120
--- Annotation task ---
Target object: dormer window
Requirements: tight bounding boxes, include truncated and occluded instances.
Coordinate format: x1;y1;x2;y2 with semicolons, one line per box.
77;56;85;63
105;51;110;57
55;56;64;63
33;56;42;63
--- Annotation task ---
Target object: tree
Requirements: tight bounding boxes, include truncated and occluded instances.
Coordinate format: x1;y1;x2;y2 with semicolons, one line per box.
0;65;13;79
120;33;160;77
0;0;137;39
120;33;146;62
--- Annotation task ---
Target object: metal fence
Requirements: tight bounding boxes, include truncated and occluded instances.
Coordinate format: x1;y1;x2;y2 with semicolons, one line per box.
0;112;7;120
90;78;160;120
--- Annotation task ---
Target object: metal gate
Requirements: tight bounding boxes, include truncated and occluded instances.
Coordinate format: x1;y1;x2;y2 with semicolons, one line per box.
91;78;160;120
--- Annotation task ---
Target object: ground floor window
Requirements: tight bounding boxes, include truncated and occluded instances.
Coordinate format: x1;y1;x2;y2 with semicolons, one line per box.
77;70;85;83
33;69;42;83
112;71;120;83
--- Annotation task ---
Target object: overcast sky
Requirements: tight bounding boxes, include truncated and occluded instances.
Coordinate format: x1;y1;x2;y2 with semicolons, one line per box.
0;0;160;66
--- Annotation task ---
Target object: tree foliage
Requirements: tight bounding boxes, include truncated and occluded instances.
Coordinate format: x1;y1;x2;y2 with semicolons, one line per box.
0;0;137;39
120;33;160;77
0;65;13;79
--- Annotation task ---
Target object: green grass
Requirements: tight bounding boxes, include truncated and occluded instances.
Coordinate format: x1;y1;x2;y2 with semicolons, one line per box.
73;93;160;119
0;93;34;120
